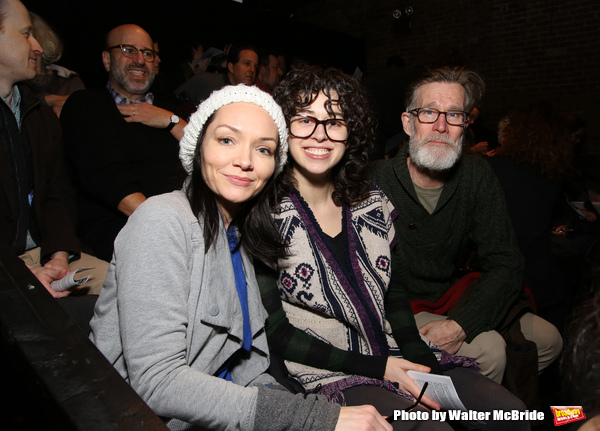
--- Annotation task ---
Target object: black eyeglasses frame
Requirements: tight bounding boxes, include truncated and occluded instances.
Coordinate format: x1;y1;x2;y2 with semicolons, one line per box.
106;44;156;62
409;108;469;126
289;115;348;143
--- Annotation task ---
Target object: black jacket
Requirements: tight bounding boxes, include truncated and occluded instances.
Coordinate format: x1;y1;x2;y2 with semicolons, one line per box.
0;84;80;261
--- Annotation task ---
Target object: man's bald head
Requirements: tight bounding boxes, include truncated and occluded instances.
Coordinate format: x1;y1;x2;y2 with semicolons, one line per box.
102;24;156;101
104;24;152;51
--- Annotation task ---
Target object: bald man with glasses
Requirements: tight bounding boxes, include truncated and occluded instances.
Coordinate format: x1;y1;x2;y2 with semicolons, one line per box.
60;24;187;261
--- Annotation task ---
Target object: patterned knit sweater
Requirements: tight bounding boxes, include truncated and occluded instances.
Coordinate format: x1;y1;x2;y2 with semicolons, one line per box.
257;183;439;389
369;145;525;342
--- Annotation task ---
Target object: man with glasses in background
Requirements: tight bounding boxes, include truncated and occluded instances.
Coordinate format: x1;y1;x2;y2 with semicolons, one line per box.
61;24;186;261
175;43;260;106
369;67;562;397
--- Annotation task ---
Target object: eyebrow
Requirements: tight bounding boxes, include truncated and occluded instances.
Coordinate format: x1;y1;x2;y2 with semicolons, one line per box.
297;108;344;117
215;124;278;142
423;102;465;111
120;43;154;51
259;137;278;144
215;124;241;134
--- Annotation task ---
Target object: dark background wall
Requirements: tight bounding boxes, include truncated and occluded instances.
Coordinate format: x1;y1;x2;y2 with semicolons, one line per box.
23;0;600;154
22;0;365;88
265;0;600;153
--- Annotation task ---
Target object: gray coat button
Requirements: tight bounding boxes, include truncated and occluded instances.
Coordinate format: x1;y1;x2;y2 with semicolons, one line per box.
209;305;219;316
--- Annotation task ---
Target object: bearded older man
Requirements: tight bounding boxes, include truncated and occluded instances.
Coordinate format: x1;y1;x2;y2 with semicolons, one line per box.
369;67;562;388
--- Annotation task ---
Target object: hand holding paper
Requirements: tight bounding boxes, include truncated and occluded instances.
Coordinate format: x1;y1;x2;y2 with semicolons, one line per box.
406;370;467;412
50;267;94;292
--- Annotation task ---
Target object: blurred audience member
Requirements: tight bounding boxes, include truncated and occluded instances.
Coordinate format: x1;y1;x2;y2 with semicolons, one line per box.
148;41;171;97
566;114;596;205
175;43;258;106
276;53;287;77
566;114;587;154
25;12;85;117
167;37;208;91
562;287;600;429
563;114;597;220
255;48;283;93
288;54;311;71
465;104;499;156
488;102;574;330
557;114;600;299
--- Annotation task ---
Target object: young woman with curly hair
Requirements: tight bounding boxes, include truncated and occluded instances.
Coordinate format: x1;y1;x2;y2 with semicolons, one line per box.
272;66;376;207
257;66;528;431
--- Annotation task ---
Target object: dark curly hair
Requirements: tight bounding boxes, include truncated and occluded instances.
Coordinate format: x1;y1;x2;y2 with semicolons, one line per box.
495;102;573;182
272;65;376;206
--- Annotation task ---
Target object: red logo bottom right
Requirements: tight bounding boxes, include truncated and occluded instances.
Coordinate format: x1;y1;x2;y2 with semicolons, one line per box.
551;406;586;426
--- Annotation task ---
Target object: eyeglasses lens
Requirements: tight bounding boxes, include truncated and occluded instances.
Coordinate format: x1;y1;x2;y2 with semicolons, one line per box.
290;116;348;142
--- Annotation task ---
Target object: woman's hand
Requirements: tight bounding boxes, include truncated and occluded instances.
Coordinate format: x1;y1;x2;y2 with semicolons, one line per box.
336;405;392;431
383;357;441;411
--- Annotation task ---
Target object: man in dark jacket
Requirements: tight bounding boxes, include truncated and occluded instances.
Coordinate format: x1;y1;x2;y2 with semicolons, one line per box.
0;0;107;299
61;24;187;261
370;67;562;384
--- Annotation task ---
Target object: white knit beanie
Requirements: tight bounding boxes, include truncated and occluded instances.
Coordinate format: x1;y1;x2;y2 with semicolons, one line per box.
179;84;289;175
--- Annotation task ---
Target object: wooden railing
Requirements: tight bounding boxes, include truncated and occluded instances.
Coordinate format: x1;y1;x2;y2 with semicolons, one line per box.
0;243;168;430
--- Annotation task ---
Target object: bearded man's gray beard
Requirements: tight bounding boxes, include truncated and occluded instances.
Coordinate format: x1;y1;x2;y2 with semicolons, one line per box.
408;132;463;171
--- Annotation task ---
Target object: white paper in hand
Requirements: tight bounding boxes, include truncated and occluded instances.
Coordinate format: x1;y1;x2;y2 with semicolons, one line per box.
406;370;468;412
50;267;94;292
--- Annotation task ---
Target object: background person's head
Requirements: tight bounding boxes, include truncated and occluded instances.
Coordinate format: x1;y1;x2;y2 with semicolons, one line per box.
24;12;65;95
565;113;587;151
273;65;376;206
152;41;161;71
495;102;572;182
226;43;259;85
258;49;283;91
102;24;157;100
29;11;62;72
179;84;288;260
276;54;287;77
0;0;43;98
187;38;204;64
